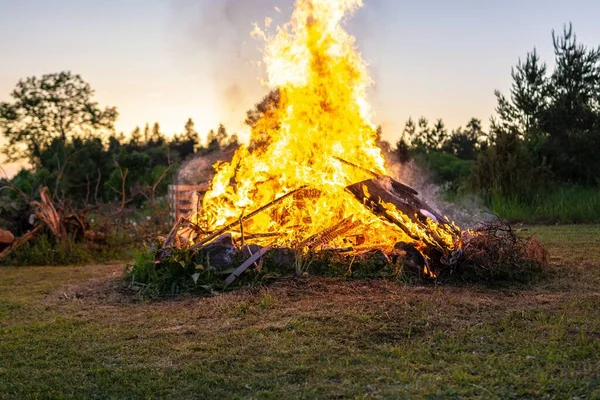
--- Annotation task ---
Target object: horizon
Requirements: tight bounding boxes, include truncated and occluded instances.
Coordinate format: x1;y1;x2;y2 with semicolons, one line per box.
2;0;600;177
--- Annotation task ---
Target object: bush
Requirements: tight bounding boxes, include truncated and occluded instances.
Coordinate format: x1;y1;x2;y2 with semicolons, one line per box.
469;128;549;200
451;220;548;284
1;228;137;267
2;233;93;266
126;245;233;298
422;150;473;192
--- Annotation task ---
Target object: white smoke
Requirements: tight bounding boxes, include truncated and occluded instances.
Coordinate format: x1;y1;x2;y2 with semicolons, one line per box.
168;0;294;131
387;158;489;229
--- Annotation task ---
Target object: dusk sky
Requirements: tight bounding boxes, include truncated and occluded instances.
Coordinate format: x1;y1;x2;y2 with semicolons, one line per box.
2;0;600;177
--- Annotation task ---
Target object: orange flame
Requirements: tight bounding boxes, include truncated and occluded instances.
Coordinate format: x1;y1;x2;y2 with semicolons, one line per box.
190;0;457;258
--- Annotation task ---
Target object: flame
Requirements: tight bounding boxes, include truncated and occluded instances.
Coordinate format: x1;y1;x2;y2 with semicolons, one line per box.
189;0;457;257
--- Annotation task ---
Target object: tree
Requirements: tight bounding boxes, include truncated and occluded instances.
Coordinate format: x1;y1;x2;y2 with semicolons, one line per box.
429;118;448;150
543;24;600;184
0;72;117;166
206;124;229;152
170;118;199;159
245;89;280;128
493;23;600;185
411;117;430;150
402;117;416;143
442;118;484;160
129;126;142;148
245;89;281;150
143;123;150;144
494;48;549;133
470;126;548;199
149;122;166;146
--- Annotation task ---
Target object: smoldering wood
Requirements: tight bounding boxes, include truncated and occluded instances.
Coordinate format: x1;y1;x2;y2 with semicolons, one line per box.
333;156;419;196
188;185;308;252
238;232;282;240
298;216;359;249
345;176;460;251
333;156;380;180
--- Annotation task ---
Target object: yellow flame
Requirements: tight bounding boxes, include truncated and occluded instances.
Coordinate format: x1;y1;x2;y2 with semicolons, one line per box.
190;0;458;253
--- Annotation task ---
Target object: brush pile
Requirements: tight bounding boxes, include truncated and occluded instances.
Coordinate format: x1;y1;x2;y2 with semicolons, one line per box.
455;220;548;283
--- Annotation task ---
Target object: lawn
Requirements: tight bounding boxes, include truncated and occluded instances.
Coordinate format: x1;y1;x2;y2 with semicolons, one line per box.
1;225;599;399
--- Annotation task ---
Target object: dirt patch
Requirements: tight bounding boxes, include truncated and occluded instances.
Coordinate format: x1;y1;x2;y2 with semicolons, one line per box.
46;264;133;305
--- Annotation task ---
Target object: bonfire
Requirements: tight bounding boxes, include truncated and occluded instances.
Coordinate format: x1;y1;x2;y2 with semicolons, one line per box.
155;0;546;287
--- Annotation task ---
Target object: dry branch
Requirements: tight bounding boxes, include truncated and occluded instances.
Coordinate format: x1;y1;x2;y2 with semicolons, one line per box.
31;187;66;239
162;217;184;249
189;186;308;251
0;225;42;262
345;176;459;250
98;165;131;229
298;216;358;249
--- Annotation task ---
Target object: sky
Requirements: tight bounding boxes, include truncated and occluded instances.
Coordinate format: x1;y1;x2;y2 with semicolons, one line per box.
1;0;600;177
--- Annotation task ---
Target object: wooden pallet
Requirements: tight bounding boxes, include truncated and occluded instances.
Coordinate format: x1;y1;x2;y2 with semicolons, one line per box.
168;184;210;225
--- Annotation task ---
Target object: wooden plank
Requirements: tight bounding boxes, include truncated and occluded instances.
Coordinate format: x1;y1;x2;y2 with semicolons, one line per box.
224;246;272;286
345;176;459;250
189;186;308;251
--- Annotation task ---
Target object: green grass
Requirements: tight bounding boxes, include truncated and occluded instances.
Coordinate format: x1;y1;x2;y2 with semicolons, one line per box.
0;230;136;267
1;225;600;399
487;186;600;224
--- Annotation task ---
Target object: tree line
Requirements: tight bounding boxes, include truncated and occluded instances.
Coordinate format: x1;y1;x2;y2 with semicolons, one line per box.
2;23;599;229
393;23;600;201
0;72;239;210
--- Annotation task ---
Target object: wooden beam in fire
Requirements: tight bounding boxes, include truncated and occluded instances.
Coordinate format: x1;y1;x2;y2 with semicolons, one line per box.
345;176;460;252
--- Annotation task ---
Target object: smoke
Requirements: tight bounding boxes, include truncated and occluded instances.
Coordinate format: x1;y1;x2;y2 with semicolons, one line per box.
168;0;294;132
386;158;489;229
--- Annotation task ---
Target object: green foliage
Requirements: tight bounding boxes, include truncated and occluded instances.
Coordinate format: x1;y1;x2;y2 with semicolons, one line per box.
488;186;600;224
415;150;473;192
2;233;93;266
0;71;243;211
0;71;118;166
126;247;225;298
392;24;600;207
470;128;549;200
494;23;600;186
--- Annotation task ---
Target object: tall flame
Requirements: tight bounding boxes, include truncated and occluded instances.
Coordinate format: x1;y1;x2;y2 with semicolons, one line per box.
192;0;453;251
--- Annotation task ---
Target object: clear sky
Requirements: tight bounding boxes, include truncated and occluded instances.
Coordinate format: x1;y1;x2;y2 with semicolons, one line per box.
2;0;600;177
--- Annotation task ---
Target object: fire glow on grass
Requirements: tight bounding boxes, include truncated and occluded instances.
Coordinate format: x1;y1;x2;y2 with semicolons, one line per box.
190;0;459;255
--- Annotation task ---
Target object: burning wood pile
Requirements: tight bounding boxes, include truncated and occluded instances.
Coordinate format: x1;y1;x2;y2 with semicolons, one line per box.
145;0;546;290
161;174;462;281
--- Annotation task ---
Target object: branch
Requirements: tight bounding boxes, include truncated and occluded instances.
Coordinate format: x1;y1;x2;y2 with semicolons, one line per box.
97;164;131;229
150;165;172;208
94;167;101;204
0;185;32;202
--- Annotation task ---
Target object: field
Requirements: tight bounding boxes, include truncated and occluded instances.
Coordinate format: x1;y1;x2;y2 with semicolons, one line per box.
1;225;599;399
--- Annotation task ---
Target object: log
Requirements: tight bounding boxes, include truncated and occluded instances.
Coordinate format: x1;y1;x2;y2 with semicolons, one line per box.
0;226;42;262
0;229;14;245
298;216;358;249
189;186;307;252
345;176;460;251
